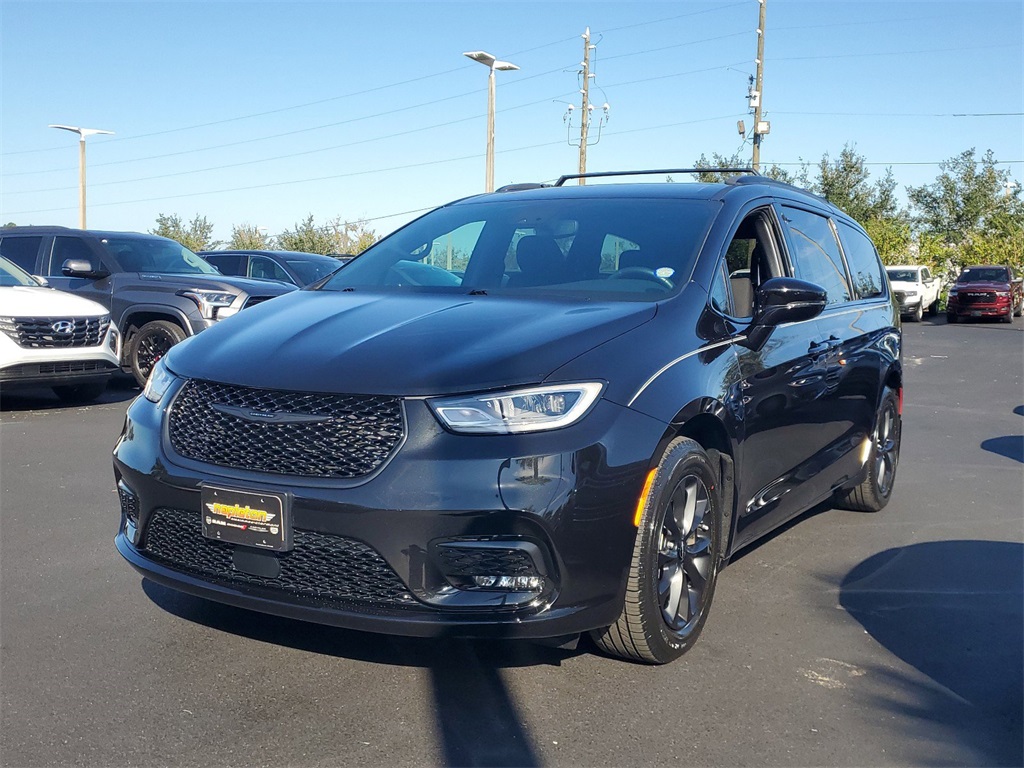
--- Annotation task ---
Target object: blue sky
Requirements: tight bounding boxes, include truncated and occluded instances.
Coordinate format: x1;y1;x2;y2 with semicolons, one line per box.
1;0;1021;243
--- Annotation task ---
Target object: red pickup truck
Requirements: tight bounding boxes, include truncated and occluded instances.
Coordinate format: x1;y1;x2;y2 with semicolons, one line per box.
946;264;1024;323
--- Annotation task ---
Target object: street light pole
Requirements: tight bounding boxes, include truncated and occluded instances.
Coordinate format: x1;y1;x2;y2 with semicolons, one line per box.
48;124;114;228
463;51;519;193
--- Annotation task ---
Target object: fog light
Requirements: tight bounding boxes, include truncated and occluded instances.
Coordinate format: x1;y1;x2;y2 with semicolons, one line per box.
472;575;545;591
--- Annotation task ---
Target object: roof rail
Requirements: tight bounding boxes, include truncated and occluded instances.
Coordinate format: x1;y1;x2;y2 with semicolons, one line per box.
495;182;551;193
554;168;759;186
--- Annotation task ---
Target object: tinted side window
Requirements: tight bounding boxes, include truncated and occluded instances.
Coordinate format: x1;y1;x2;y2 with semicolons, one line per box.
203;254;246;276
835;222;885;299
49;236;96;275
0;236;42;272
782;207;851;306
250;256;290;282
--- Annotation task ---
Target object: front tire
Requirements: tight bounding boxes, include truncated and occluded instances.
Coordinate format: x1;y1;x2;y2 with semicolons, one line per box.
591;438;723;664
130;320;186;387
910;302;923;322
836;386;901;512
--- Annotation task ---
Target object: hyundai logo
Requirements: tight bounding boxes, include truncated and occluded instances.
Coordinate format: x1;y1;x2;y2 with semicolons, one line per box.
50;320;75;335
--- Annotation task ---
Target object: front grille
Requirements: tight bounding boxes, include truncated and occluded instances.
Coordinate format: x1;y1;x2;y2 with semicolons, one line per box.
959;291;995;306
1;316;109;348
168;380;404;478
143;507;418;607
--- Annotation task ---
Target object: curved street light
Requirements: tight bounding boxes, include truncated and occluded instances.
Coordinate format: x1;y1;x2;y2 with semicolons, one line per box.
463;51;518;192
49;124;115;228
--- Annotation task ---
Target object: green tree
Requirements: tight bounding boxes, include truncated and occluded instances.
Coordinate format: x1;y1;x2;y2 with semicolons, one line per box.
151;213;217;251
277;214;338;254
277;214;378;255
907;148;1023;276
228;224;273;250
693;152;792;183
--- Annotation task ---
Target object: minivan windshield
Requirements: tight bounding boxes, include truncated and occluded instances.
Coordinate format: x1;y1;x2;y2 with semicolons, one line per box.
320;197;717;300
99;236;220;275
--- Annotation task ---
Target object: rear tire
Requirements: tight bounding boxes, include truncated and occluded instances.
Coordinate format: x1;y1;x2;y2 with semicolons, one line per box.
130;320;186;387
591;438;723;664
836;386;901;512
928;298;939;316
52;382;107;403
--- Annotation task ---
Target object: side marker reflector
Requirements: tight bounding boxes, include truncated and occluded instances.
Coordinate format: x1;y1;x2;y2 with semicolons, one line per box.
634;469;658;527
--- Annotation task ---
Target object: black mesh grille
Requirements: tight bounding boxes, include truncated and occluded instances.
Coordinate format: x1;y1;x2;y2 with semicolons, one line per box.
959;291;995;306
118;484;139;524
168;380;404;478
1;316;109;348
436;547;537;577
143;507;418;606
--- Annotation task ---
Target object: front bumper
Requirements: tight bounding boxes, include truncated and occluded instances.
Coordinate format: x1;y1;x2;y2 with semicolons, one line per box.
0;328;120;387
947;299;1011;318
113;389;665;639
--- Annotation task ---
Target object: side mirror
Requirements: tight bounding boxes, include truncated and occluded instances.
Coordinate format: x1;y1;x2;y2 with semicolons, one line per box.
743;277;827;349
62;258;110;279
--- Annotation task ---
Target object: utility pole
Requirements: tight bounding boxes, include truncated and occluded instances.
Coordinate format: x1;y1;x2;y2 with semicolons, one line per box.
578;27;593;184
751;0;767;171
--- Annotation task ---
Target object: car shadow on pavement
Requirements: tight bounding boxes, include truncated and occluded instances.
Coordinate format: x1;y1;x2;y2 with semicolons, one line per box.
143;579;577;766
0;376;137;411
840;541;1023;767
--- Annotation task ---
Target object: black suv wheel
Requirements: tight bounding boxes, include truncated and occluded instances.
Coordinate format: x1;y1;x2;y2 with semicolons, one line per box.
592;438;723;664
130;320;186;387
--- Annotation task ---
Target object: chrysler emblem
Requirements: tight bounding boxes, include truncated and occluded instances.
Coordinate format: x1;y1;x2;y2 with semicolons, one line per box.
211;403;329;424
51;320;75;335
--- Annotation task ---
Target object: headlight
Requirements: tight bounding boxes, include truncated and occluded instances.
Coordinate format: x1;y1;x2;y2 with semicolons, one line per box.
948;289;958;297
0;316;17;341
429;383;604;434
177;290;238;320
143;357;178;403
996;291;1011;297
904;290;918;298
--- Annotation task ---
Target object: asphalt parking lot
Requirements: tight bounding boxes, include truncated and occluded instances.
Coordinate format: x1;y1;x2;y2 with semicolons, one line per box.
1;315;1021;768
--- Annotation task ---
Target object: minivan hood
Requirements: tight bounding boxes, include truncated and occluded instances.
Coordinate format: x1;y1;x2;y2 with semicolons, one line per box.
168;290;657;396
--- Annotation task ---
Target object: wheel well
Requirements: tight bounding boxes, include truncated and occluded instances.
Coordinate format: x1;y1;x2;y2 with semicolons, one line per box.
121;312;188;363
664;413;738;559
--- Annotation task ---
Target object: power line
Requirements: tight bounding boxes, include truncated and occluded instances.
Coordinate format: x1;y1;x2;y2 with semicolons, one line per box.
774;42;1018;62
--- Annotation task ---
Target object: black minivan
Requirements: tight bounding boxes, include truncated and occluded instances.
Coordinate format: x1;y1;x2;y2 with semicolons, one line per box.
114;171;902;664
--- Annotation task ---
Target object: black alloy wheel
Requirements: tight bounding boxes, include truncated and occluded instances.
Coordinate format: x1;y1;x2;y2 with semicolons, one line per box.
130;320;187;387
836;386;901;512
591;438;722;664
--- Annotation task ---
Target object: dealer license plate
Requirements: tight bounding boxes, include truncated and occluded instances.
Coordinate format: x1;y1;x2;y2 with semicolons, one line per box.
200;484;291;552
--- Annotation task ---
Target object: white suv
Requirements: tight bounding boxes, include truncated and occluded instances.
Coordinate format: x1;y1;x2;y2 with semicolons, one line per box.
0;256;120;402
885;264;942;322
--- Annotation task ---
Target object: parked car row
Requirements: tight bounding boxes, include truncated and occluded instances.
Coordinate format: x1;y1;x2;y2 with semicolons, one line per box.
0;227;296;388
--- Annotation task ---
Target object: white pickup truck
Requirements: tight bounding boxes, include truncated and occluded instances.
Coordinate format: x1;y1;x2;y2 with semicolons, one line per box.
885;264;942;322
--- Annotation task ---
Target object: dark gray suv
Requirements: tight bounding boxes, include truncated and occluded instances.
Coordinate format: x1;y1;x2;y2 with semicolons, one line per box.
0;227;295;386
